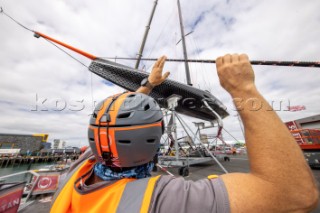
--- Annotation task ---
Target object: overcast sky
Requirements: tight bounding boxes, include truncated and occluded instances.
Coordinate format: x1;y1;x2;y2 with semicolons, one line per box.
0;0;319;147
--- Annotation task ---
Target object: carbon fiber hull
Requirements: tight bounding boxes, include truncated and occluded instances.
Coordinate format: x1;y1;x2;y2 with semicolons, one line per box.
89;58;229;121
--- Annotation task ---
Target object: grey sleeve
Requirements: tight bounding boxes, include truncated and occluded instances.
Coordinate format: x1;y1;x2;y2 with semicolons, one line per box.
149;176;230;213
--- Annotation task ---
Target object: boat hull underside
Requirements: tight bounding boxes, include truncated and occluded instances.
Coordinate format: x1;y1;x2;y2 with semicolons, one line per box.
89;58;229;121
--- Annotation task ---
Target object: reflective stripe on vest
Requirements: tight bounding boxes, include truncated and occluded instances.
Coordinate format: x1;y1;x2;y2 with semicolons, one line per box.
117;175;160;213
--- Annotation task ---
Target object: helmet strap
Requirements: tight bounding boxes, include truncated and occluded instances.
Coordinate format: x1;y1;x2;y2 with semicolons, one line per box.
98;93;125;165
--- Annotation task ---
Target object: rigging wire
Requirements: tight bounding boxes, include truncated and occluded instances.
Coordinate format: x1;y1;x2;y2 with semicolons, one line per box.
3;6;319;70
222;127;242;142
190;33;213;92
39;36;96;112
42;38;88;68
90;72;94;111
174;32;183;84
1;7;89;68
144;4;176;71
188;37;198;88
186;35;200;89
1;7;95;110
1;7;33;32
172;9;187;85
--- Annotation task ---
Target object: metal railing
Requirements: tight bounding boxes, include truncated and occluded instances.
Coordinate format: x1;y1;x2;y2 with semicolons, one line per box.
0;170;40;210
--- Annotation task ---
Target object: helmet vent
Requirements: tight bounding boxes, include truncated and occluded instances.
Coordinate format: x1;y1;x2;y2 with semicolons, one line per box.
203;93;211;99
128;94;136;98
144;104;150;111
118;140;131;144
117;112;132;119
147;139;155;143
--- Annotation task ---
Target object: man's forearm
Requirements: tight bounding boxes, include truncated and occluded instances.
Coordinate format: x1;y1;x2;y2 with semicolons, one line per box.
217;54;318;212
234;88;317;190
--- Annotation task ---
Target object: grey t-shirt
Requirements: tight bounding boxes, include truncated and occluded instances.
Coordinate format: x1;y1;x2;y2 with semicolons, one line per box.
150;175;230;213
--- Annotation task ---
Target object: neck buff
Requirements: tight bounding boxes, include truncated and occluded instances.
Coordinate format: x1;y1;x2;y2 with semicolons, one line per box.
94;162;154;181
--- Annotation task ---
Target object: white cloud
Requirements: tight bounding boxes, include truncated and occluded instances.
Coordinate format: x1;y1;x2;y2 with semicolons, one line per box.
0;0;319;146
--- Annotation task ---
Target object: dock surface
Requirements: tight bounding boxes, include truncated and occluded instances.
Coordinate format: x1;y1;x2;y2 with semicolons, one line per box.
20;156;320;212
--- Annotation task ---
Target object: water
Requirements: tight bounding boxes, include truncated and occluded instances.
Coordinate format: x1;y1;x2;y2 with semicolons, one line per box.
0;162;55;183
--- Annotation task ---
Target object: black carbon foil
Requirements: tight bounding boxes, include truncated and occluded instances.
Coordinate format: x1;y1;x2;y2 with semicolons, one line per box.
88;58;229;121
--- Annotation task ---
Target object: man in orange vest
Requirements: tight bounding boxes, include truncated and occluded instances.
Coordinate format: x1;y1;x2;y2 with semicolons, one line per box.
51;54;318;213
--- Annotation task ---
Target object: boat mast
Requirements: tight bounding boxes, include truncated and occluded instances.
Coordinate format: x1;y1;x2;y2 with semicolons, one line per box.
177;0;192;86
135;0;159;69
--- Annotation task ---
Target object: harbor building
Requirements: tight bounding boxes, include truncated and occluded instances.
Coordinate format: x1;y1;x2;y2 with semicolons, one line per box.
0;133;49;155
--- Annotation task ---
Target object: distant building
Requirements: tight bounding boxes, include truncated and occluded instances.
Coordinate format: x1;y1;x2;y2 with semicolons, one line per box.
42;142;52;149
0;133;49;154
53;139;66;149
285;114;320;130
40;147;81;155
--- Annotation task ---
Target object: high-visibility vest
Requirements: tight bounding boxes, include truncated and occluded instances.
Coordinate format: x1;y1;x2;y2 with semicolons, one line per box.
50;157;161;213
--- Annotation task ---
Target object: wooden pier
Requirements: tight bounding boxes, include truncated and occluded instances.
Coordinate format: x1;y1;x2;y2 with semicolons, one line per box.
0;154;80;168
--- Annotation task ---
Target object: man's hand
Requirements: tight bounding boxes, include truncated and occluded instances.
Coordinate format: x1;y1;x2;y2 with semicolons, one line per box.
148;55;170;87
216;54;256;97
136;55;170;95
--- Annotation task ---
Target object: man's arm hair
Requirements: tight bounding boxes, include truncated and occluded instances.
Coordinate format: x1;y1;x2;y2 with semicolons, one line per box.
217;54;318;212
